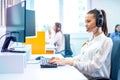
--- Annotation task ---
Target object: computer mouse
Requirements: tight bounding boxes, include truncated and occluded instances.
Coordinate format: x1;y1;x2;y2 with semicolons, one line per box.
35;56;44;60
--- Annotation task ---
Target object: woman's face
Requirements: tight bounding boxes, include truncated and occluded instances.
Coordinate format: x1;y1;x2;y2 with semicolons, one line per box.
53;25;57;32
116;26;120;32
85;13;96;32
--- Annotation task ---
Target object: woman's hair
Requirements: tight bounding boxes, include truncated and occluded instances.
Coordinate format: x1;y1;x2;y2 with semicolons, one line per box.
115;24;120;32
87;9;108;36
55;22;62;33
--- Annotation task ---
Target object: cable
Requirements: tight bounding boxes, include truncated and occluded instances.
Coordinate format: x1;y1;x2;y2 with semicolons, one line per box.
0;32;10;40
1;32;20;48
0;31;19;40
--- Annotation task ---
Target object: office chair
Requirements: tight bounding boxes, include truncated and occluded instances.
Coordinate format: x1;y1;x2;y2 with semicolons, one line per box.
107;33;111;37
57;34;73;57
91;40;120;80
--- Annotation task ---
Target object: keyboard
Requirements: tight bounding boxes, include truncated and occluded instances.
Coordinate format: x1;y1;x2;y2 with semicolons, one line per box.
40;57;57;68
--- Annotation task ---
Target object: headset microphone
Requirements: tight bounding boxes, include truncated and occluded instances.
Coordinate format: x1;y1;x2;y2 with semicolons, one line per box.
86;26;96;32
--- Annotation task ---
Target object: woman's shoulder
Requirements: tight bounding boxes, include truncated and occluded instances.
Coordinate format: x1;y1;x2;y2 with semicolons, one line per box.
104;36;113;45
109;32;116;36
56;31;63;36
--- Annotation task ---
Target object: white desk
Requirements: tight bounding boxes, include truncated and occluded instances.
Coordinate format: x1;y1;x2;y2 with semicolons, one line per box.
0;53;88;80
0;63;88;80
0;53;25;73
0;46;30;73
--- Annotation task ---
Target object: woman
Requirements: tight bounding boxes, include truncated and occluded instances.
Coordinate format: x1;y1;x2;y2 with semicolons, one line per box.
48;22;65;53
49;9;113;79
109;24;120;40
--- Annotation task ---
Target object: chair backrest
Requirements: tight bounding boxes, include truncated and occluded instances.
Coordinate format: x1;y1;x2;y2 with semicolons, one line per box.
107;33;111;37
64;34;73;57
110;40;120;80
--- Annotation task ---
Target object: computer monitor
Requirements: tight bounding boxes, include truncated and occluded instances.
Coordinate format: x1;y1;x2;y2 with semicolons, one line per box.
1;1;35;52
6;3;36;39
1;1;26;52
6;2;36;39
26;9;36;37
6;1;26;42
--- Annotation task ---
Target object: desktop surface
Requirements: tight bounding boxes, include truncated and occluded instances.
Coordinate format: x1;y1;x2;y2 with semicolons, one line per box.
0;63;88;80
0;54;88;80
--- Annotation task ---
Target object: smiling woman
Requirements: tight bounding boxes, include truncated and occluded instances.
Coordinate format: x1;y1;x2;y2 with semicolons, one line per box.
49;9;113;80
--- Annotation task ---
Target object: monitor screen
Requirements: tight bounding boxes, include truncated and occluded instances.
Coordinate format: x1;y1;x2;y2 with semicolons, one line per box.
6;1;26;42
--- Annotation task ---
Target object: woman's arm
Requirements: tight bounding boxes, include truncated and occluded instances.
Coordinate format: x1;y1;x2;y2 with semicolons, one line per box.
50;32;60;45
73;38;113;75
49;38;113;76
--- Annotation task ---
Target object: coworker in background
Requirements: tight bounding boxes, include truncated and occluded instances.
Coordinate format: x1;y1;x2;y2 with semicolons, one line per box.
109;24;120;40
49;9;113;79
48;22;64;53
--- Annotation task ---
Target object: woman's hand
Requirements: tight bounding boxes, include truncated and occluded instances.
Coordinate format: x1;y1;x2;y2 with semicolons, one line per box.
49;57;74;66
48;29;51;35
49;57;66;66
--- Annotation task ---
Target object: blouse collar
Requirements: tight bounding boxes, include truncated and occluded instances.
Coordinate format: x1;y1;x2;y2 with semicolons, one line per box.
90;33;105;41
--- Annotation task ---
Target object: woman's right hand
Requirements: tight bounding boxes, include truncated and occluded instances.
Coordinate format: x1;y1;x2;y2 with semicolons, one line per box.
49;57;74;66
49;57;61;63
48;29;52;36
48;29;52;39
49;57;66;66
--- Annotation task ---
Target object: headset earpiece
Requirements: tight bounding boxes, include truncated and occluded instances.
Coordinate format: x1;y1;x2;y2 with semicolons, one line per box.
57;27;61;31
55;22;61;32
96;10;103;27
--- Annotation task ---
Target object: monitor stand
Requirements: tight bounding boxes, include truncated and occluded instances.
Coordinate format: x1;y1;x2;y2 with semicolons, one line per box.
1;36;26;53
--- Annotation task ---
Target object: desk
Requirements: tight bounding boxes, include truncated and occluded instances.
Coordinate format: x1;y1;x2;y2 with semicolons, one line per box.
0;53;25;73
0;54;88;80
0;46;30;73
0;64;88;80
46;44;56;54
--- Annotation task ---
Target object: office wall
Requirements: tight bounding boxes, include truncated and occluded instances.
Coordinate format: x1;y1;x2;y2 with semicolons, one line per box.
70;32;90;56
90;0;120;33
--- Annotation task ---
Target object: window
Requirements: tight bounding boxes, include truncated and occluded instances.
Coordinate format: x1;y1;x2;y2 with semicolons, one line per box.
34;0;88;32
0;0;2;25
0;0;14;26
34;0;59;31
63;0;87;33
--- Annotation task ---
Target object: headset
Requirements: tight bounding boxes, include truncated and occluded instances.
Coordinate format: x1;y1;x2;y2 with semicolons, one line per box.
96;9;104;27
55;22;61;32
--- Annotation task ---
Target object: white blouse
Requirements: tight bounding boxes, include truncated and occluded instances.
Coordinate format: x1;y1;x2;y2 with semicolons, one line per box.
50;31;65;52
73;33;113;78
